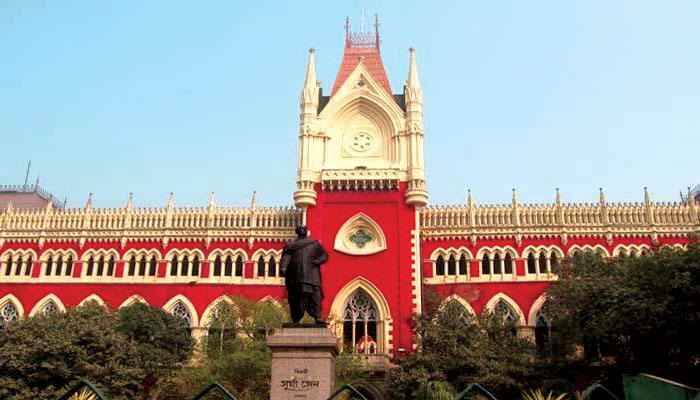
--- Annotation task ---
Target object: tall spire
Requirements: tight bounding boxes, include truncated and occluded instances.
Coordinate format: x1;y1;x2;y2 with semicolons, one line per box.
304;48;317;88
406;47;421;90
300;48;319;108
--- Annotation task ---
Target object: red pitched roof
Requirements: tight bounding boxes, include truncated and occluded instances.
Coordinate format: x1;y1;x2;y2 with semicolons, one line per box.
331;46;393;97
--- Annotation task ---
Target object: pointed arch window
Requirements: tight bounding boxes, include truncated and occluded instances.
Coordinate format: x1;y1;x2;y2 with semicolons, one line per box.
527;253;537;274
459;254;468;275
107;256;115;276
149;256;158;276
257;256;266;277
435;255;445;276
192;255;200;276
4;255;13;276
224;256;233;277
550;253;559;272
342;290;380;354
493;254;502;274
24;256;32;276
504;253;513;274
138;256;147;276
170;256;178;276
45;256;53;276
447;255;457;276
535;301;553;352
0;302;19;328
235;256;244;277
538;253;548;273
268;257;277;277
97;256;105;276
41;301;59;316
128;256;137;276
494;299;518;326
55;255;63;276
181;255;190;276
86;256;95;276
65;255;73;276
213;256;222;276
170;301;192;335
481;254;490;275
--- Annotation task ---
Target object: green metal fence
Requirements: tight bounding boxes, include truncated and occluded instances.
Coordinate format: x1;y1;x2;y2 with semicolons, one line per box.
326;384;369;400
191;382;238;400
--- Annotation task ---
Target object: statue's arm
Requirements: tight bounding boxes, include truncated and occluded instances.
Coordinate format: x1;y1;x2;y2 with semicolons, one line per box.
280;252;291;276
314;242;329;266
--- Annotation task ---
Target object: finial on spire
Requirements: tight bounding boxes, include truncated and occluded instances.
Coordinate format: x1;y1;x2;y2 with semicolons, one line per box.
208;192;216;209
166;192;174;210
644;187;652;204
406;46;421;89
511;188;518;205
85;193;93;210
345;17;351;47
126;192;134;210
599;187;606;204
467;189;474;207
374;14;380;49
6;200;13;213
555;188;562;205
251;190;258;209
303;48;317;88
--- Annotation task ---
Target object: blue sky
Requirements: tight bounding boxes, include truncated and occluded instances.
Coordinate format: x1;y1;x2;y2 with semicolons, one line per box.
1;1;698;208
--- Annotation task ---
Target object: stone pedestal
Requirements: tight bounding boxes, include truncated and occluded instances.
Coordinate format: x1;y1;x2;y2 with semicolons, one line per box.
267;324;337;400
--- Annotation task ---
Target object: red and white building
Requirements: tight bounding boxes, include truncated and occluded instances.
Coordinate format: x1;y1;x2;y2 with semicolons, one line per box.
1;21;698;362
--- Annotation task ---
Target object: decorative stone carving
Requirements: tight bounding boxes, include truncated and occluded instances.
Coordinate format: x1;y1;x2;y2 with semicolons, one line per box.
334;213;387;256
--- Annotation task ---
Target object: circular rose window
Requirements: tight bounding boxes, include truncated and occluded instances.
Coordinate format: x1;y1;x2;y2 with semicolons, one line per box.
349;132;374;153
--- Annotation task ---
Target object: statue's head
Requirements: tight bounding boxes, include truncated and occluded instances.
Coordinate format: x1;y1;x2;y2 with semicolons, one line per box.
295;225;309;238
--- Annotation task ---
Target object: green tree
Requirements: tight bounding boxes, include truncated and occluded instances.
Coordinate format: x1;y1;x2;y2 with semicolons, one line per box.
388;296;534;399
116;302;194;398
0;301;142;400
546;243;700;385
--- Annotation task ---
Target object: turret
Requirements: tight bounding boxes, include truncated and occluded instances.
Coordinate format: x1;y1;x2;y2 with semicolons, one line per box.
404;47;428;207
294;48;321;209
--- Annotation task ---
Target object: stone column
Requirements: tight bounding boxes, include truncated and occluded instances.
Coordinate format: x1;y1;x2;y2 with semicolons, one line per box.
267;324;337;400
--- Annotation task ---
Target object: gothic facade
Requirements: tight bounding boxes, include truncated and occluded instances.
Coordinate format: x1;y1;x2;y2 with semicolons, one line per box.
1;22;698;363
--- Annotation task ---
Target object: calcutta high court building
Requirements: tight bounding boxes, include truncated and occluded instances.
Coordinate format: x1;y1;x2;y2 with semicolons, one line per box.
1;19;698;363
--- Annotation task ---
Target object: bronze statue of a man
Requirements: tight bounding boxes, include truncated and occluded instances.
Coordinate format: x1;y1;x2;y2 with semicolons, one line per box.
280;225;328;324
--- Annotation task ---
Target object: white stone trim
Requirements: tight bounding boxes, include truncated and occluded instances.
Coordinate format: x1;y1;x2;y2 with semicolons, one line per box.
0;293;25;319
163;294;199;328
28;293;66;317
78;294;107;307
567;244;610;257
118;294;148;308
483;292;526;325
199;295;234;328
527;294;549;327
334;213;387;256
440;294;476;315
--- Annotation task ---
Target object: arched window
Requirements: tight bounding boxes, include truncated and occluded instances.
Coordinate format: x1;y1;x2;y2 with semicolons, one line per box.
13;255;22;276
4;256;12;276
527;253;536;274
181;255;190;276
481;254;490;275
447;255;456;276
535;301;553;352
504;254;513;274
192;256;200;276
107;256;115;276
494;299;518;326
170;256;178;276
550;253;559;271
618;248;628;257
55;255;63;276
65;256;73;276
538;253;548;274
45;256;53;276
435;255;445;276
459;254;468;275
235;256;244;277
257;256;266;277
268;257;277;277
224;256;233;276
138;256;147;276
0;302;19;328
342;290;379;354
97;256;105;276
128;256;137;276
24;256;32;276
41;301;59;316
86;256;95;276
493;254;502;274
170;302;192;334
213;256;222;276
149;256;158;276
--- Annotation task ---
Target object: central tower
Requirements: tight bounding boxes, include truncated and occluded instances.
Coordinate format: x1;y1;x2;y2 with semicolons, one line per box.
294;17;428;211
293;17;428;356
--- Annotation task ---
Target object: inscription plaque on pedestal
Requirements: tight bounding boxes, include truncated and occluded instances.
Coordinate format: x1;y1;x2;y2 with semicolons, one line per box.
267;324;337;400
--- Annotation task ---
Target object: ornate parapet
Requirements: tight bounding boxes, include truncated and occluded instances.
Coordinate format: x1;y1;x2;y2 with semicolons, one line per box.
0;204;302;247
421;196;700;244
321;168;401;191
